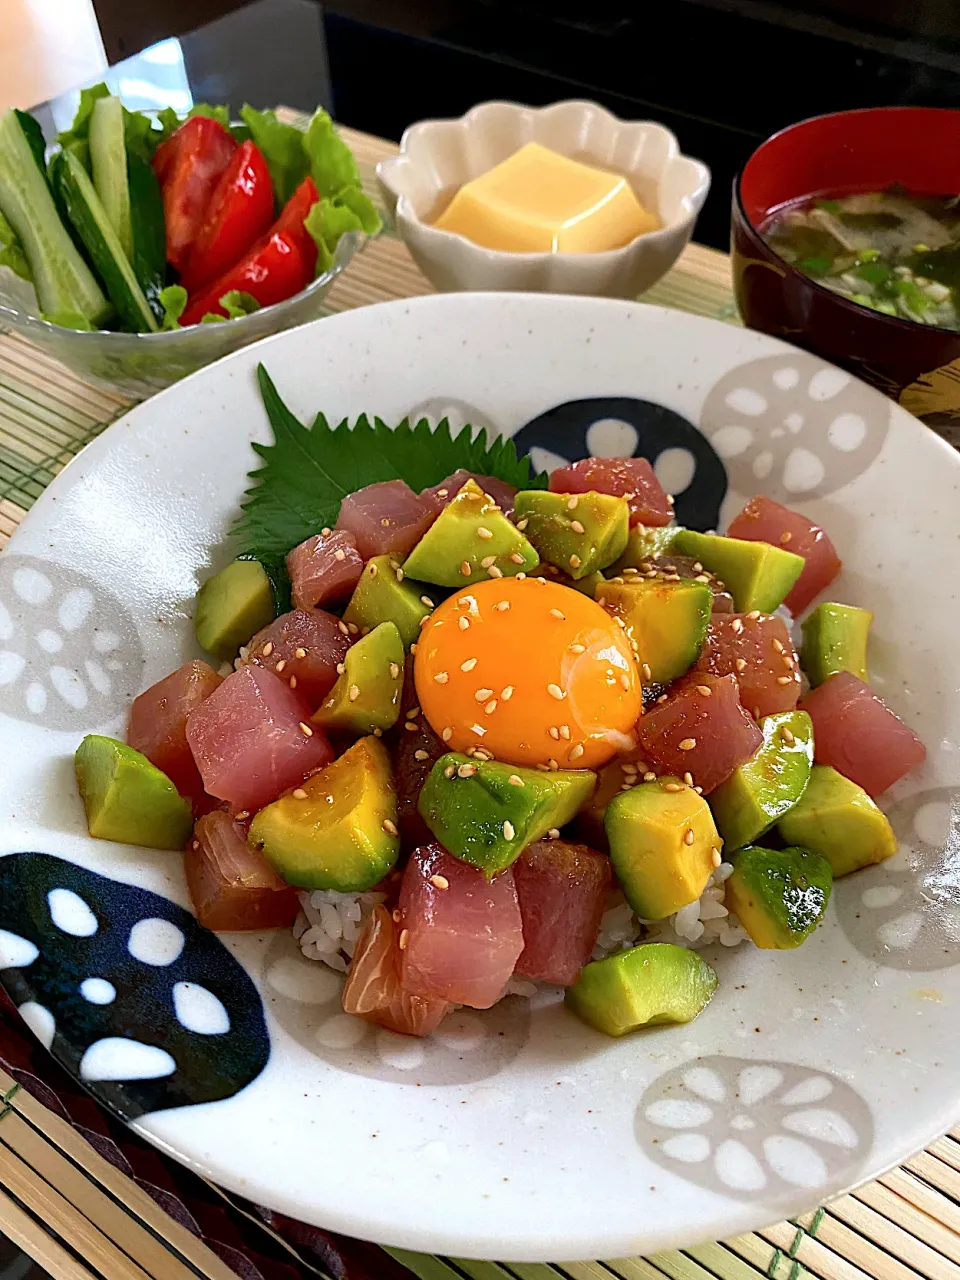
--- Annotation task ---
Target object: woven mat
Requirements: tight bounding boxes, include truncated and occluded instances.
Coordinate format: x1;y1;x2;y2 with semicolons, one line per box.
0;121;958;1280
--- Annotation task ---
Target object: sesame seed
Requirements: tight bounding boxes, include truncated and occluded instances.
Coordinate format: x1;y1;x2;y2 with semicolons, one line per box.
678;737;697;750
475;688;495;701
621;762;637;774
276;659;286;672
338;620;349;635
570;643;586;654
321;527;331;537
457;763;478;777
404;721;418;732
772;638;784;653
192;840;200;850
392;908;402;923
780;531;792;544
373;726;383;737
398;928;409;950
570;519;585;534
501;685;514;700
549;608;566;620
293;788;308;800
415;749;430;761
420;595;435;608
347;622;359;635
485;699;498;714
434;671;449;684
683;771;694;785
620;673;630;690
569;742;585;760
369;564;378;577
389;662;400;679
516;572;526;580
503;820;515;840
444;763;456;778
516;518;529;531
559;724;571;739
657;693;668;703
430;874;450;890
782;654;795;669
474;748;494;761
443;727;453;742
695;573;711;582
548;758;560;770
289;676;297;689
781;726;796;745
478;527;494;540
643;771;656;782
510;553;525;565
235;811;251;821
395;568;404;582
708;847;722;869
683;828;696;846
347;684;360;702
334;548;346;562
567;495;579;509
489;566;504;578
730;618;744;634
667;494;675;506
410;705;421;717
641;663;653;682
569;554;582;569
776;675;793;685
696;684;712;696
461;657;478;672
262;642;274;657
614;616;626;628
460;560;472;576
547;827;560;840
547;683;566;700
747;610;761;620
735;657;747;672
663;781;683;792
480;554;497;568
459;616;470;631
410;643;418;653
508;774;524;786
299;721;314;736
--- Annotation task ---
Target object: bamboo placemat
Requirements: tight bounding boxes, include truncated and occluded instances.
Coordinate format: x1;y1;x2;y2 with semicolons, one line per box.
0;121;958;1280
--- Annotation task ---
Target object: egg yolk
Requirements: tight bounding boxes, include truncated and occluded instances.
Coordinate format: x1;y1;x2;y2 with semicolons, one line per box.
414;577;642;770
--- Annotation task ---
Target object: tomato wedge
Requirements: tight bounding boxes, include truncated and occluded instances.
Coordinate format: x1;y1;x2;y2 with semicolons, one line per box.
726;496;842;616
179;228;312;324
274;177;320;271
152;116;237;272
179;140;275;292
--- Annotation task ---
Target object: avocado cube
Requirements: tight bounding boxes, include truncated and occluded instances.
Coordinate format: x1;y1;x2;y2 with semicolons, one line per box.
513;489;629;579
313;621;405;736
605;779;721;920
777;764;898;877
672;530;804;613
75;735;193;850
417;752;596;875
402;479;538;587
565;943;718;1036
342;555;433;648
726;845;832;949
597;578;712;683
611;522;681;573
709;710;814;851
801;602;873;687
195;559;275;661
249;736;399;891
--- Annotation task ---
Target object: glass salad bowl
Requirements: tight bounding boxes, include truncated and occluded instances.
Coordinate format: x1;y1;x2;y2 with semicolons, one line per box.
0;232;359;400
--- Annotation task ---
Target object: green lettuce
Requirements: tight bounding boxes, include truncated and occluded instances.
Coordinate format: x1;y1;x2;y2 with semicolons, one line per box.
56;82;111;168
239;106;308;206
303;189;378;276
199;291;261;323
0;211;31;281
158;285;188;329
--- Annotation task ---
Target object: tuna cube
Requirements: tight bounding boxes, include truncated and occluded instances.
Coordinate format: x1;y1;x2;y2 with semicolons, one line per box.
343;904;451;1036
186;666;334;813
423;471;517;518
287;530;363;610
335;480;435;559
186;810;300;931
695;612;801;718
128;660;222;803
727;496;842;617
513;839;611;985
549;457;672;527
399;844;523;1009
242;609;349;708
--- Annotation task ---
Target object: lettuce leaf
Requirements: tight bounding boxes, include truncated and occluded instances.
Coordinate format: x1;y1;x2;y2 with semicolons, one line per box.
187;103;231;130
56;82;111;167
239;106;308;207
303;109;362;197
200;291;261;323
303;194;364;276
158;285;188;329
0;212;31;281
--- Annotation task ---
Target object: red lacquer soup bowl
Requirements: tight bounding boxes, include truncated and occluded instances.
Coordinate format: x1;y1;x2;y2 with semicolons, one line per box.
732;107;960;424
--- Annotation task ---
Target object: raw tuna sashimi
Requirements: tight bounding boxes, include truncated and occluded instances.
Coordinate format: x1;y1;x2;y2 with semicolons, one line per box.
513;839;611;985
242;608;349;707
694;613;801;718
186;810;300;931
726;496;841;616
127;660;222;803
638;673;763;793
186;666;334;813
287;530;363;610
390;663;446;850
399;844;524;1009
423;471;518;518
549;457;673;526
800;671;926;795
335;480;435;560
342;904;451;1036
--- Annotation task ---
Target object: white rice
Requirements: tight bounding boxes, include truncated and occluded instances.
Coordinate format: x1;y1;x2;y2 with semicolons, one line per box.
295;889;385;972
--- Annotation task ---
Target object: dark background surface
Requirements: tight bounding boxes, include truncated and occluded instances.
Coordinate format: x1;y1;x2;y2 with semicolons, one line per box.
80;0;960;249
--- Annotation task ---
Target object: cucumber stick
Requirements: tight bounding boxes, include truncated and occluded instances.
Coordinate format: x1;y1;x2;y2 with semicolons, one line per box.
50;150;158;333
0;110;109;324
89;96;132;258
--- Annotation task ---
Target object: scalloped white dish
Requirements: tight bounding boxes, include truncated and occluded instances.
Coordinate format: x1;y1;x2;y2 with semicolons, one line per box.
377;100;709;295
1;293;959;1263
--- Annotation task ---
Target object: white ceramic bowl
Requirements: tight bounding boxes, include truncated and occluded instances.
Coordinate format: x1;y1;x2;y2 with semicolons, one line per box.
377;100;710;296
2;294;958;1262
